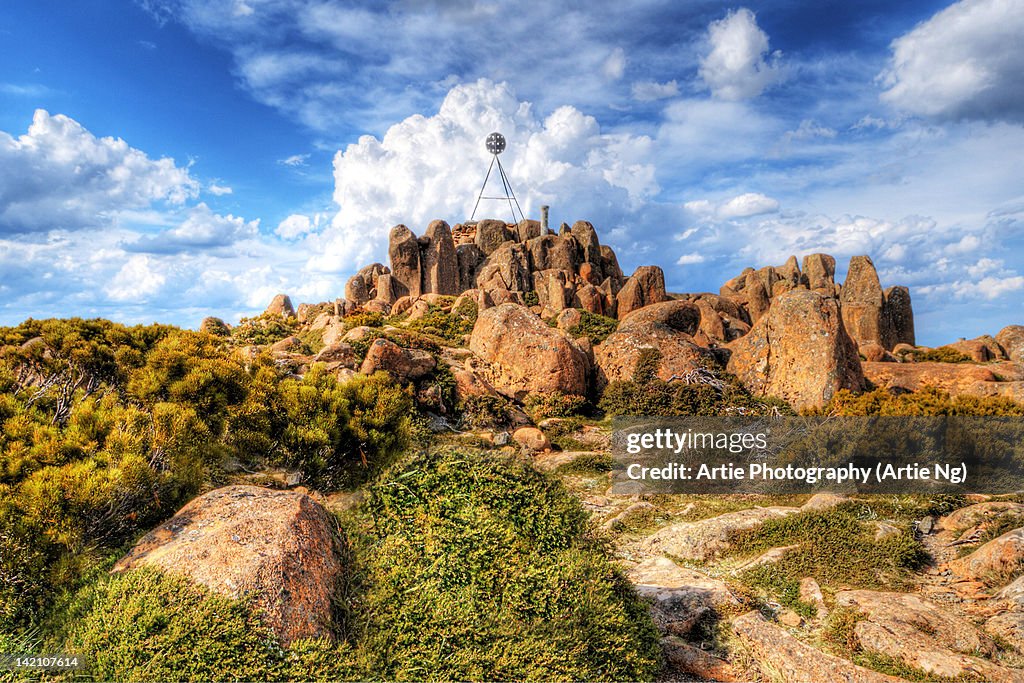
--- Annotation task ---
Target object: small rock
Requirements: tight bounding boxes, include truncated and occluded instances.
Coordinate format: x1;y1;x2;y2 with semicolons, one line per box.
778;609;803;628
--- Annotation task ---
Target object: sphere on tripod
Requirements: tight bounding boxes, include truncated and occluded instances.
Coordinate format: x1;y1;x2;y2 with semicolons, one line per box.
485;132;506;155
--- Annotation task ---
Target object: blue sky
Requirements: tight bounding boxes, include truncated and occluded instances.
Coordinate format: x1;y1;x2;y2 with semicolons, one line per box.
1;0;1022;346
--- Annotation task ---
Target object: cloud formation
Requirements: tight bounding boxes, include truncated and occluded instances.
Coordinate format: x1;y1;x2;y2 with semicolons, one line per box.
880;0;1024;122
699;8;781;100
0;110;198;234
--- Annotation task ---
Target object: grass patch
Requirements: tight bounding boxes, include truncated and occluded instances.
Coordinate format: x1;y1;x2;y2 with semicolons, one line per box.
729;506;926;592
567;311;618;345
554;452;616;474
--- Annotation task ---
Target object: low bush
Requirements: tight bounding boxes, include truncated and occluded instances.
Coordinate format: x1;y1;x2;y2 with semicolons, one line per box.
343;311;385;330
599;349;792;417
819;387;1024;416
66;568;361;682
913;347;973;363
351;449;662;681
230;314;297;346
401;302;476;346
567;311;618;345
524;391;587;421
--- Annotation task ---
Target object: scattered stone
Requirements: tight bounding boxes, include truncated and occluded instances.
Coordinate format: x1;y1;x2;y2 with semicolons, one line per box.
799;577;828;619
661;636;744;682
511;427;551;452
113;486;344;646
778;609;803;628
626;556;738;636
801;492;848;511
270;336;305;355
918;516;935;535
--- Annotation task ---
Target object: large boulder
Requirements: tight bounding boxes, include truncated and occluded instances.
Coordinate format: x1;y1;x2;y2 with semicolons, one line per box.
112;486;344;645
265;294;295;318
626;556;738;637
420;220;459;295
946;528;1024;586
616;265;668;318
359;338;436;382
388;224;422;298
636;506;799;562
525;234;578;274
726;288;865;409
594;300;717;389
474;218;515;256
801;253;837;294
996;325;1024;363
570;220;603;279
468;304;588;399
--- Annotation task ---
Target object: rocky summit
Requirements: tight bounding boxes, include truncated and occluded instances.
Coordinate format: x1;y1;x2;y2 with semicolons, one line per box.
304;217;924;408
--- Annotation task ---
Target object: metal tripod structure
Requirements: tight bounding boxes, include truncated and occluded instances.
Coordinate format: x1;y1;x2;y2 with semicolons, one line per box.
470;132;525;225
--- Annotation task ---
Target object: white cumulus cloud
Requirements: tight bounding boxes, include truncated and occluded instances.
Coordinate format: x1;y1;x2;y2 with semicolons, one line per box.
880;0;1024;122
0;110;198;234
632;79;680;102
699;8;781;101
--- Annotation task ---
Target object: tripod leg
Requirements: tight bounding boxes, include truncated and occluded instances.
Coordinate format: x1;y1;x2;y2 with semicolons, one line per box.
470;156;497;222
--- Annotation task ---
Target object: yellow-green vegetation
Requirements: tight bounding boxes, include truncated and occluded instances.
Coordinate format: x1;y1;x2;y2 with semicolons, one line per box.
908;346;973;363
820;386;1024;416
65;568;359;682
567;311;618;344
399;297;477;346
525;391;588;421
1;317;665;682
345;449;662;681
599;349;793;417
231;313;298;346
342;311;385;330
0;318;410;637
726;503;930;605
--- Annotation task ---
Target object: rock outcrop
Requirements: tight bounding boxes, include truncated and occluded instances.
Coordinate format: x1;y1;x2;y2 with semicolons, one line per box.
998;325;1024;363
720;254;914;350
113;485;344;646
726;288;865;409
265;294;295;318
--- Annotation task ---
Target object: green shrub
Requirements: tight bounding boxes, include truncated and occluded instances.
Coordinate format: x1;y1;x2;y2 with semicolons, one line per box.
67;568;361;682
914;347;973;363
230;314;297;346
522;291;540;307
459;394;515;429
352;449;662;681
343;311;385;330
524;392;587;421
274;367;412;488
567;311;618;345
402;304;475;346
819;387;1024;416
